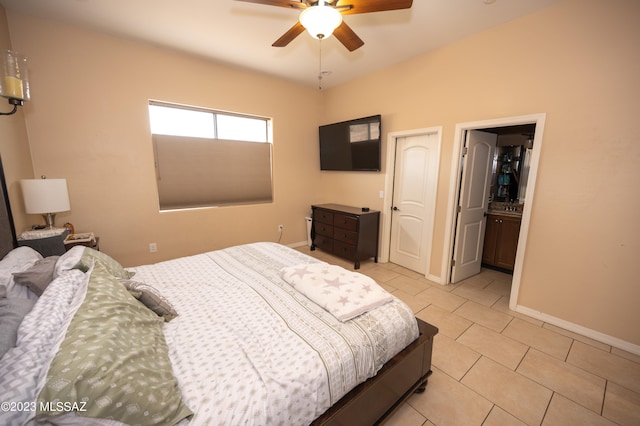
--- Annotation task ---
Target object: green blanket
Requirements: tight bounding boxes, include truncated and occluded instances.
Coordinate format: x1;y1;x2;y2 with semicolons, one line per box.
37;260;192;425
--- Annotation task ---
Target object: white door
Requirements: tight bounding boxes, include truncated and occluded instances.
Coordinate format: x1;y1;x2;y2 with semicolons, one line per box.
451;130;496;283
390;133;439;274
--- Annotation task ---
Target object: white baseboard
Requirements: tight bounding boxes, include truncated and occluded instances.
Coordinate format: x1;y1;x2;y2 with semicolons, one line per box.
427;273;443;284
287;241;309;249
515;304;640;356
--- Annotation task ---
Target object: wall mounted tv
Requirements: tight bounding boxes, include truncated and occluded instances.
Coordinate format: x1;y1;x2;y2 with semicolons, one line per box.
319;114;381;171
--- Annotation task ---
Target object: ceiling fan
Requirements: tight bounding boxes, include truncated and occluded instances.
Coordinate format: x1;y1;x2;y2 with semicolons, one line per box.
236;0;414;52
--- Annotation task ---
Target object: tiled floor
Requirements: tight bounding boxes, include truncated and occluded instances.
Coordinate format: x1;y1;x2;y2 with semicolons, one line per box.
296;246;640;426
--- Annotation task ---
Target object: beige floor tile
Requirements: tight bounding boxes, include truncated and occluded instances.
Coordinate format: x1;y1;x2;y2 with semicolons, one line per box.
461;357;552;425
386;275;429;296
483;406;527;426
567;341;640;394
392;289;431;314
485;279;512;297
459;273;494;289
409;368;493;426
363;266;402;284
390;264;425;280
452;283;502;306
491;296;545;326
502;318;573;360
416;304;472;340
454;301;513;332
542;394;617;426
432;334;480;380
418;286;467;312
383;402;426;426
480;267;512;281
457;324;528;370
602;382;640;426
542;323;611;352
517;349;606;413
611;347;640;364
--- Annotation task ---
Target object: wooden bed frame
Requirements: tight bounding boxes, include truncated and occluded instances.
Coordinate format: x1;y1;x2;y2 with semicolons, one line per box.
0;162;438;424
0;157;18;260
313;318;438;425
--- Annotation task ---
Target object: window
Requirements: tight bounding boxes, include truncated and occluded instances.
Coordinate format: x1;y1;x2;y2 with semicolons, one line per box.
149;102;272;210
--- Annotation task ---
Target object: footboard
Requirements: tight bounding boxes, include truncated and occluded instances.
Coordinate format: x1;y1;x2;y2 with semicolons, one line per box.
312;318;438;425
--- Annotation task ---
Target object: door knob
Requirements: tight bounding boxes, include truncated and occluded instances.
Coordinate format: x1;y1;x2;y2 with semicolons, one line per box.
392;206;399;211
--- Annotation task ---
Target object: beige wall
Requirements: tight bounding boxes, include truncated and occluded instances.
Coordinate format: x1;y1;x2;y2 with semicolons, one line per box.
320;0;640;346
3;0;639;348
0;6;33;232
5;12;323;266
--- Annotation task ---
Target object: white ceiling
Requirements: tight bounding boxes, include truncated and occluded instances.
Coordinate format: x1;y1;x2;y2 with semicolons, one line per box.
0;0;562;89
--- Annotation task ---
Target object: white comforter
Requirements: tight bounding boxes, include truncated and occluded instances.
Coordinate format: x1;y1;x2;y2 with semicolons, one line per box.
129;243;418;426
0;243;418;426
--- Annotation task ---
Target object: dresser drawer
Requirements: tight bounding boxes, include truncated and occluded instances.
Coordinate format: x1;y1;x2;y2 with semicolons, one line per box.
314;221;333;237
334;214;358;231
333;240;356;259
315;209;334;225
334;228;358;245
314;234;333;252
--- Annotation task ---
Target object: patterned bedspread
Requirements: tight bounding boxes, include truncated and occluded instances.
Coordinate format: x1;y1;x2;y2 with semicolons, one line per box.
129;242;419;426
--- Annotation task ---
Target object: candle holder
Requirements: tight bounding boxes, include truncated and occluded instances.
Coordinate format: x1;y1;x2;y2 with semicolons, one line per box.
0;49;30;116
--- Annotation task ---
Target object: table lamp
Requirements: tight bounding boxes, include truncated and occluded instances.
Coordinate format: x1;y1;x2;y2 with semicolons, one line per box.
21;177;70;229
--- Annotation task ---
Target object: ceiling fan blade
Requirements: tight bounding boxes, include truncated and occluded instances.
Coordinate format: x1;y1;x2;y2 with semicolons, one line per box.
235;0;307;10
333;21;364;51
337;0;413;15
272;22;306;47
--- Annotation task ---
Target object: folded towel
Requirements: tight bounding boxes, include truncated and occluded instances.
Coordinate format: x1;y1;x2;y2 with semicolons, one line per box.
280;263;393;322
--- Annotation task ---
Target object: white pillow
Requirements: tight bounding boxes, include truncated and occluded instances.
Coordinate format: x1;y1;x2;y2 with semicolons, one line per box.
0;247;43;300
53;245;85;279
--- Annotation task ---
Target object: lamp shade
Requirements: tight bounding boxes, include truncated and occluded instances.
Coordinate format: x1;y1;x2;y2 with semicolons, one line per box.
21;178;70;214
1;49;30;101
299;4;343;40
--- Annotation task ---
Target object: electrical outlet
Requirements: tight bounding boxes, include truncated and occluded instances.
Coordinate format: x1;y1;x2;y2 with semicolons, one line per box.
149;243;157;253
278;224;284;232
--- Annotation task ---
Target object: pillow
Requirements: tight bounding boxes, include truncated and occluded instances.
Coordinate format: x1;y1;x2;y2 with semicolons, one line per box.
75;247;135;279
0;246;43;299
53;245;85;278
37;262;192;424
119;279;178;321
0;287;36;358
12;256;60;297
0;246;42;273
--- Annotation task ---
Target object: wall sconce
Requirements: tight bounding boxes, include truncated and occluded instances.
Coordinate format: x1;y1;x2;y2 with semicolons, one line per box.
0;49;30;116
21;176;70;229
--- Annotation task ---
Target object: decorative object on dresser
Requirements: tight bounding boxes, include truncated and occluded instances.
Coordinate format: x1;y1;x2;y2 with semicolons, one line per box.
311;203;380;269
20;176;70;229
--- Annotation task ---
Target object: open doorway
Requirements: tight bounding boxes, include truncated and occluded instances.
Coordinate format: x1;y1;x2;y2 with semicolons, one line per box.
444;114;546;310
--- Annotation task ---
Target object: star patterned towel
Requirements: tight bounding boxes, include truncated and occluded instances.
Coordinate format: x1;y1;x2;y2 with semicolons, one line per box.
279;263;393;322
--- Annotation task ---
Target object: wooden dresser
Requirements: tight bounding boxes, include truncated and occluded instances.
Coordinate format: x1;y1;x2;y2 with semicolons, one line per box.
311;204;380;269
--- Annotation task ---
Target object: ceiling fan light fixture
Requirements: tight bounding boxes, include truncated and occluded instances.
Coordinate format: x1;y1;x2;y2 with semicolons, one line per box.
299;4;343;40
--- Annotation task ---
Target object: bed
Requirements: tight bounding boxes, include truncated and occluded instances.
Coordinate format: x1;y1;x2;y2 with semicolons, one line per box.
0;176;437;426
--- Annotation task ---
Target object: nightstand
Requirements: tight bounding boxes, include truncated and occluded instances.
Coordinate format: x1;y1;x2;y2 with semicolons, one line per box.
17;228;70;257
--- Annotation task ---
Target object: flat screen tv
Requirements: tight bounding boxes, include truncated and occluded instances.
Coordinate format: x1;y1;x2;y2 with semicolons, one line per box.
319;115;381;171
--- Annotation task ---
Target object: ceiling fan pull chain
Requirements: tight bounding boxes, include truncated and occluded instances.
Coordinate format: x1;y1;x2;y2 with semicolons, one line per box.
318;36;323;90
